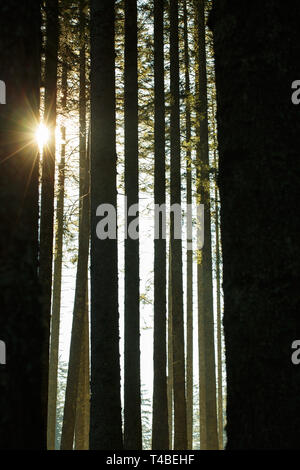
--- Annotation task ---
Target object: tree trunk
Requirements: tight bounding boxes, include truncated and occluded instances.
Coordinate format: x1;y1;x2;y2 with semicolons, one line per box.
194;0;219;450
75;289;90;450
60;2;89;447
152;0;169;451
0;1;45;449
90;0;123;450
212;100;223;450
124;0;142;450
183;0;193;451
211;0;300;449
170;0;187;450
167;245;173;449
47;60;67;450
39;0;59;438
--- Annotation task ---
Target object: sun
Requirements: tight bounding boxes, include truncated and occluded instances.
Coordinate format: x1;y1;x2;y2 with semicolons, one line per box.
35;123;49;150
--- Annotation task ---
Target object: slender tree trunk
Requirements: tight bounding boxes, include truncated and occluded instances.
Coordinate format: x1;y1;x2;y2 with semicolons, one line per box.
47;60;67;450
183;0;193;451
60;2;89;447
215;185;223;450
0;0;44;449
152;0;169;450
75;288;90;450
167;245;173;449
39;0;59;437
170;0;187;450
90;0;123;449
194;0;219;450
75;9;90;447
212;100;223;450
211;0;300;449
124;0;142;450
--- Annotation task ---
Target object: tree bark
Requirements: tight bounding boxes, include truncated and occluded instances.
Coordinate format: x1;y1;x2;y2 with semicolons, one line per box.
212;100;223;450
170;0;187;450
75;288;90;450
39;0;59;439
152;0;169;451
47;60;67;450
211;0;300;449
194;0;219;450
124;0;142;450
167;245;173;449
183;0;193;450
60;2;89;447
0;0;44;449
90;0;123;449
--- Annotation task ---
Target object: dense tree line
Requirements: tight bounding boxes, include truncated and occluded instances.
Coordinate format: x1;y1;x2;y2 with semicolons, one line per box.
0;0;299;451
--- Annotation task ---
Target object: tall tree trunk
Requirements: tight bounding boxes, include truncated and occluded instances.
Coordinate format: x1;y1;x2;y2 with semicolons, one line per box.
90;0;123;450
152;0;169;450
39;0;59;437
215;183;223;450
75;289;90;450
0;0;44;449
194;0;219;450
210;0;300;449
60;1;89;448
212;100;223;450
170;0;187;450
183;0;193;451
75;6;90;448
167;245;173;449
124;0;142;450
47;60;67;450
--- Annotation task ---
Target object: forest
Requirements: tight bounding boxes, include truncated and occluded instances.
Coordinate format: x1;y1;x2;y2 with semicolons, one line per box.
0;0;300;452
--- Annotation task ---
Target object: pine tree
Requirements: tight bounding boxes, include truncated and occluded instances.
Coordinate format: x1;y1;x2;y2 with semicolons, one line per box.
47;58;68;450
194;0;218;450
183;0;193;450
0;0;45;449
152;0;169;450
211;0;300;449
60;0;90;449
75;290;90;449
124;0;142;450
90;0;123;449
169;0;187;450
39;0;59;437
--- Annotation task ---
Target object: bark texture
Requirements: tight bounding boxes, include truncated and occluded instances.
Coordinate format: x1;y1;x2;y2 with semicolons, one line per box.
90;0;123;449
152;0;169;451
211;0;300;449
0;0;44;449
170;0;187;450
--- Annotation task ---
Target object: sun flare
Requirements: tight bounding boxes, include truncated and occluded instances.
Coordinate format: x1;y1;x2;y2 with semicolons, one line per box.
35;123;49;150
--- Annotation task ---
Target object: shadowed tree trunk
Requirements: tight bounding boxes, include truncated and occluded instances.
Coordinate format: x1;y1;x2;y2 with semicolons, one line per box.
124;0;142;450
212;100;223;450
47;59;67;450
152;0;169;451
194;0;218;450
0;0;44;449
210;0;300;449
75;289;90;450
170;0;187;450
60;1;89;448
167;245;173;449
90;0;123;450
183;0;193;450
39;0;59;437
